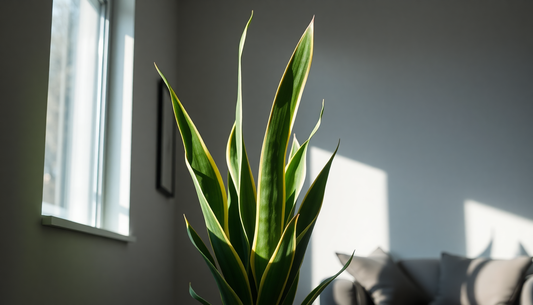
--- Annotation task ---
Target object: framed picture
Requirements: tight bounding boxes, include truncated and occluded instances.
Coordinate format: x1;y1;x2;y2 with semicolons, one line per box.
156;79;176;197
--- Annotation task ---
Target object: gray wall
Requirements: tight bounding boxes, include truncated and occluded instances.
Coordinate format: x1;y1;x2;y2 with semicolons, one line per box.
175;0;533;303
0;0;215;304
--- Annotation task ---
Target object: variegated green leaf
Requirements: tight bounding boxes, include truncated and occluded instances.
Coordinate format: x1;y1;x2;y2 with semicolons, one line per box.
236;142;256;249
282;221;314;303
296;143;338;236
157;66;252;305
189;284;213;305
226;12;257;271
185;217;244;305
155;64;227;232
283;144;339;300
284;101;324;225
227;126;257;267
227;171;250;268
252;17;314;284
300;251;355;305
256;215;299;305
280;271;299;305
185;182;252;305
288;135;301;162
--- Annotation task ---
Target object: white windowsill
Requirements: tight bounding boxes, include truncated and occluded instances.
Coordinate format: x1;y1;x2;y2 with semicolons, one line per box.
42;215;136;242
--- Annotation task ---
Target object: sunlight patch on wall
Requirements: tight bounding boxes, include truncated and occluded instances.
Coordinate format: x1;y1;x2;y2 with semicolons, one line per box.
309;146;389;287
464;200;533;259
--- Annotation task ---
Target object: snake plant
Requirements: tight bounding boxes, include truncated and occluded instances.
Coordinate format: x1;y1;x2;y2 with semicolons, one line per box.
155;12;353;305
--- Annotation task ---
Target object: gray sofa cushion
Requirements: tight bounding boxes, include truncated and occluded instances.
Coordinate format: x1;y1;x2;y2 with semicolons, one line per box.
521;275;533;305
320;278;369;305
337;248;430;305
398;259;440;298
430;252;532;305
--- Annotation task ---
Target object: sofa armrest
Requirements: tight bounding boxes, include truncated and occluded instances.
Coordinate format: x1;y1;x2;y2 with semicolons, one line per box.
320;278;370;305
520;275;533;305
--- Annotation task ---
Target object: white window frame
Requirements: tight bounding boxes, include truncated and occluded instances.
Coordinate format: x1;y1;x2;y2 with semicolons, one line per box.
42;0;136;242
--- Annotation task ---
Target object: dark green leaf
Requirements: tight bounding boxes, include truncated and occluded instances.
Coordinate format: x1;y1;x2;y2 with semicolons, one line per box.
280;271;299;305
300;251;354;305
227;171;250;269
185;217;244;305
226;11;257;272
155;64;228;232
256;215;299;305
284;101;324;225
284;143;339;299
189;284;213;305
252;17;314;284
288;135;301;162
157;65;252;304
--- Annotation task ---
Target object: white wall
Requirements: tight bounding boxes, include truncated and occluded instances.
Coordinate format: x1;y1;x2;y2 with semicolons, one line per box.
175;1;533;303
0;0;216;304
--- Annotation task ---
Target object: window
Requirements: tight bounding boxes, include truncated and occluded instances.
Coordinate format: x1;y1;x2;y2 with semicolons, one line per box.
42;0;135;239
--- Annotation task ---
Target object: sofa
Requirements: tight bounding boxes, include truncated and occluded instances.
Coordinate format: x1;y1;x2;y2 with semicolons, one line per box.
321;248;533;305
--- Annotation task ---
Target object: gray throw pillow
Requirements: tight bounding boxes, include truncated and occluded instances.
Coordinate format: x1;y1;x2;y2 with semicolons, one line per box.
337;248;430;305
430;252;532;305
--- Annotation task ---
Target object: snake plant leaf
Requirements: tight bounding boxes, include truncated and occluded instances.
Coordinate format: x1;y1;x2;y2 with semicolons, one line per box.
297;142;339;237
256;215;299;305
155;64;228;232
190;188;253;305
281;221;314;303
185;216;244;305
189;284;213;305
282;143;339;300
227;125;256;266
280;271;299;305
227;171;250;268
252;17;314;284
185;159;252;305
288;135;301;163
227;12;257;267
300;252;355;305
284;101;324;225
158;65;252;305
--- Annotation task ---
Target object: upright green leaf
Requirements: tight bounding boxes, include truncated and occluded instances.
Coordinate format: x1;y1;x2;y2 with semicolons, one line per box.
252;17;314;284
186;182;252;305
288;135;301;162
297;143;339;237
256;215;299;305
280;272;299;305
185;217;244;305
227;12;257;270
155;65;227;232
157;65;252;305
284;101;324;225
283;144;339;300
227;171;250;268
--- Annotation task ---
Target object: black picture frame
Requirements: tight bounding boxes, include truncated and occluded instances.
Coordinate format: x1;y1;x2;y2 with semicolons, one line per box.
156;79;176;197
